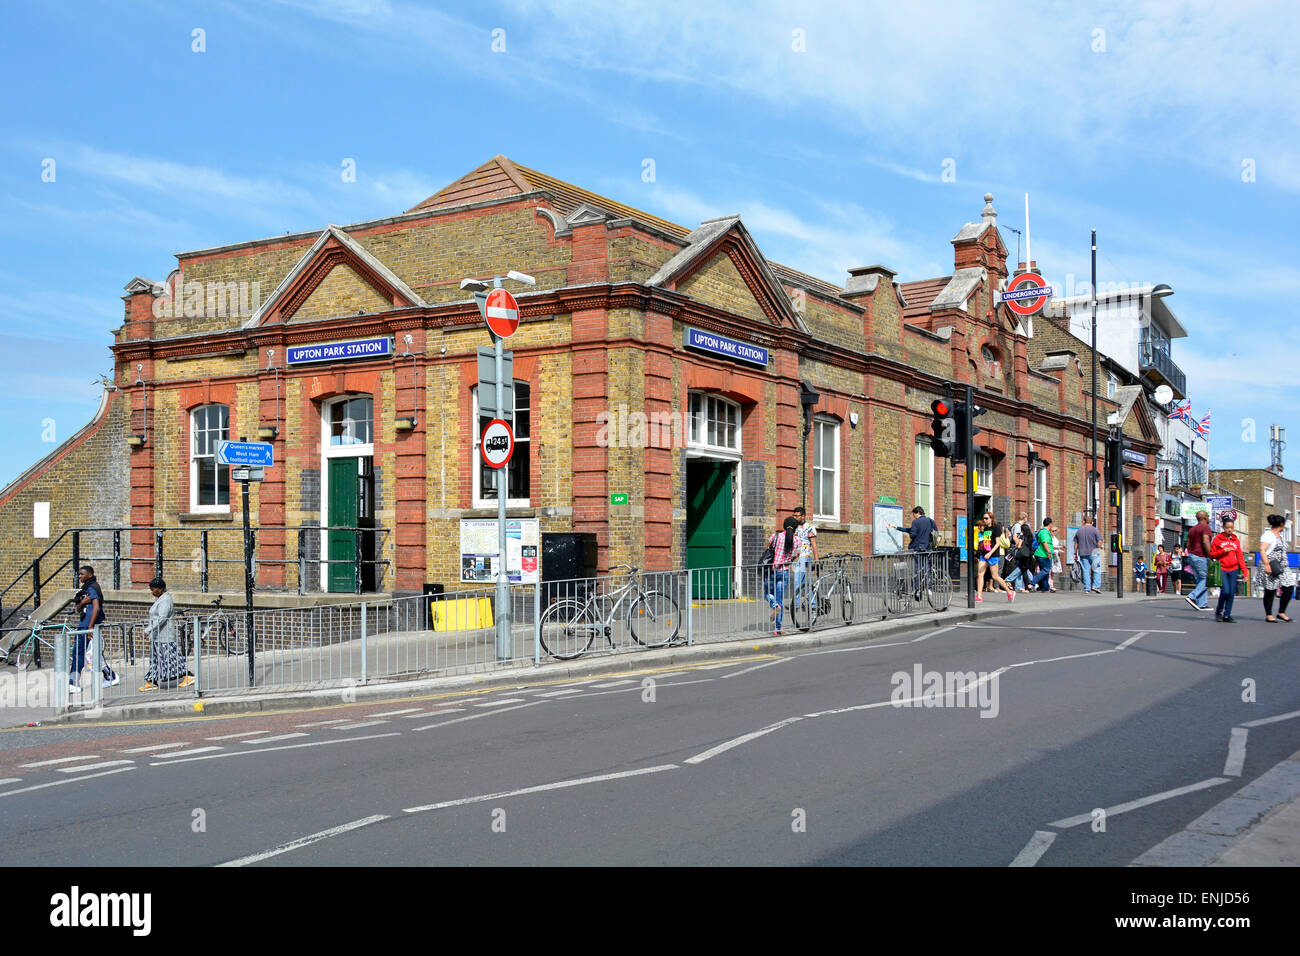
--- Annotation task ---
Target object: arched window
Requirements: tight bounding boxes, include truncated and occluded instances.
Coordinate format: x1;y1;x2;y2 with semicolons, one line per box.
191;404;230;511
687;392;741;454
328;396;373;446
473;382;530;507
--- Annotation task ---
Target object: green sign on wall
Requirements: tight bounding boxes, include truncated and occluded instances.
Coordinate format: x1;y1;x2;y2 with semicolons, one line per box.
610;493;629;505
880;495;897;505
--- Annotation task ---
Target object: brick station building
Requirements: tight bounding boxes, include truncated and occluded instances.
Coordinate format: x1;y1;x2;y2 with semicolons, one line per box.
0;156;1159;603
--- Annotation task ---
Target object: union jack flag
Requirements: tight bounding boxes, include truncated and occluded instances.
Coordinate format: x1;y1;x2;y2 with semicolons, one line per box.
1194;411;1211;439
1169;399;1192;422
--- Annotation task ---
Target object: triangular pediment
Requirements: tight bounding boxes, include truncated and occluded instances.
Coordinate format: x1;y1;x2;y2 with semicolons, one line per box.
649;217;807;332
243;225;425;327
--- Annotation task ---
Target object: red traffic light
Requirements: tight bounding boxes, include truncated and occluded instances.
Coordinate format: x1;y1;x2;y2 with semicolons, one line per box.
931;400;950;416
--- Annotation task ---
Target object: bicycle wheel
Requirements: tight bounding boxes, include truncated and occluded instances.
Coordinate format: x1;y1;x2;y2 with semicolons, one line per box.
628;590;681;648
926;568;953;611
221;619;246;655
789;575;818;631
882;566;908;615
538;600;598;660
840;579;854;623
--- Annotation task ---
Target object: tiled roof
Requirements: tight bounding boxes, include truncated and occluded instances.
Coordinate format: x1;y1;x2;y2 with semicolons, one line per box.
899;277;950;321
409;156;848;297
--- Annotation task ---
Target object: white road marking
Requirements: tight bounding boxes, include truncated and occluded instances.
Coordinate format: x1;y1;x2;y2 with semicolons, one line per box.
685;717;804;765
655;671;685;678
473;698;525;707
402;708;464;717
955;624;1184;633
1223;727;1248;777
19;755;100;768
242;733;309;744
1116;631;1148;650
798;641;911;656
910;625;957;642
1240;709;1300;728
328;721;388;731
536;689;583;698
295;719;351;728
365;707;424;718
1009;830;1058;867
0;778;23;786
0;766;135;798
1005;649;1115;667
1050;778;1231;829
207;731;270;741
217;815;391;867
402;764;679;814
411;701;542;732
589;679;636;689
153;746;224;759
720;658;791;679
150;733;399;765
120;742;187;754
57;760;135;774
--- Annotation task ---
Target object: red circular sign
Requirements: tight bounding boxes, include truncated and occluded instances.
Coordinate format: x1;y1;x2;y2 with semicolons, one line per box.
1002;272;1050;316
484;288;520;338
480;418;514;469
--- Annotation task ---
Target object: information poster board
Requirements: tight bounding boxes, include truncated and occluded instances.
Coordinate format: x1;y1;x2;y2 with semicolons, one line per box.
1066;527;1079;565
957;515;968;562
873;504;905;554
460;518;539;584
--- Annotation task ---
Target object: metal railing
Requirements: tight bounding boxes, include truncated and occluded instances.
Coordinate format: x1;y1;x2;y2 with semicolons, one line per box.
0;524;391;627
1139;343;1187;398
53;551;952;712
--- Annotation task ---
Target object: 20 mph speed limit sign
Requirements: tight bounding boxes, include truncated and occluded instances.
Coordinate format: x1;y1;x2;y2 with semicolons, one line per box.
480;418;515;469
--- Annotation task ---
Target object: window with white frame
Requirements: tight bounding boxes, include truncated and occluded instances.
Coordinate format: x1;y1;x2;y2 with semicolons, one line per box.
1264;486;1275;506
328;396;373;446
688;392;741;453
812;416;839;520
974;451;993;495
914;439;934;519
191;404;230;511
473;382;530;506
1033;464;1048;529
1107;375;1118;398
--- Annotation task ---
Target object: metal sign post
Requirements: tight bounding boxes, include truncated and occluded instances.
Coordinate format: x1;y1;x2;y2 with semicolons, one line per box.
965;384;976;609
237;437;257;686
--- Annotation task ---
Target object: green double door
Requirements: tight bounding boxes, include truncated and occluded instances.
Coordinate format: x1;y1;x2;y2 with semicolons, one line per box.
686;460;733;599
327;456;375;593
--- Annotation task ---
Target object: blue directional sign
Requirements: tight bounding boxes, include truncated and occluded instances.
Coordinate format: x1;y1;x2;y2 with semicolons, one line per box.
217;440;274;467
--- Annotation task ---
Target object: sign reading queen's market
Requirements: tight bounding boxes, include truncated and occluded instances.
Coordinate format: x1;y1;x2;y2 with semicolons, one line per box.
684;327;769;367
286;336;393;366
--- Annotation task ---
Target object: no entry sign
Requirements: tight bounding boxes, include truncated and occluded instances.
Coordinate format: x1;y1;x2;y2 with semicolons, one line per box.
1000;272;1051;316
484;288;520;338
480;418;515;469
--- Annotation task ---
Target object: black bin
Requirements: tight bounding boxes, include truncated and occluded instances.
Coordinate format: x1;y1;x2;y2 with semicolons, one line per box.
1145;574;1158;596
542;533;598;607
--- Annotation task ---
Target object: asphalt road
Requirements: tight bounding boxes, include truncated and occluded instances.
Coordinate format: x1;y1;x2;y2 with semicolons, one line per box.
2;596;1298;866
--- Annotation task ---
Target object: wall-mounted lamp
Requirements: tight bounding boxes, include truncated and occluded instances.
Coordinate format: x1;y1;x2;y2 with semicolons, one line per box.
397;333;419;431
130;363;148;448
261;348;282;439
257;425;279;440
126;434;146;447
394;416;417;432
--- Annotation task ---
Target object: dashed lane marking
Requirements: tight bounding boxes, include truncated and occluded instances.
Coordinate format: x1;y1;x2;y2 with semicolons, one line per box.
0;766;135;798
217;815;391;867
19;755;100;769
0;778;23;786
366;708;424;718
120;743;187;754
685;717;805;765
720;658;792;679
295;719;352;728
152;746;224;759
401;708;464;718
57;760;134;774
149;733;398;765
207;731;271;741
536;689;583;698
589;680;636;689
411;702;542;732
473;698;525;707
402;764;679;814
327;721;388;731
241;733;309;745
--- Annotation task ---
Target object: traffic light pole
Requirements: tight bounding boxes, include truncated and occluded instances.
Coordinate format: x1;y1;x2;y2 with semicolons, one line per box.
965;384;976;610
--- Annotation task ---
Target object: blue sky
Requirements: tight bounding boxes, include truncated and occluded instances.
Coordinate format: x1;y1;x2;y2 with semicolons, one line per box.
1;0;1297;488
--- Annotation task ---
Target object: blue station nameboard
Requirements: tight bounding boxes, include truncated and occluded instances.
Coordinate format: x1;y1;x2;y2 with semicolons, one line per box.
287;336;392;366
684;327;769;367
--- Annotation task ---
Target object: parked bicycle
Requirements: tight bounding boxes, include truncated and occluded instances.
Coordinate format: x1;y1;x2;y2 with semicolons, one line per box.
179;594;246;656
538;565;682;660
883;553;951;615
0;616;65;670
789;554;855;631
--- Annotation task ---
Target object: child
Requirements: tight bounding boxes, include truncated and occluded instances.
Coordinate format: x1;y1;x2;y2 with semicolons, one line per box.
1133;555;1149;589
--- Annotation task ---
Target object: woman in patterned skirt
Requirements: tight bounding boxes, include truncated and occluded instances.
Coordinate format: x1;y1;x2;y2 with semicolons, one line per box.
140;578;193;690
1259;515;1296;623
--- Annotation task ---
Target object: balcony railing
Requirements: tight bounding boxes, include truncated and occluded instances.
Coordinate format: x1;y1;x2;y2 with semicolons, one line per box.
1139;344;1187;399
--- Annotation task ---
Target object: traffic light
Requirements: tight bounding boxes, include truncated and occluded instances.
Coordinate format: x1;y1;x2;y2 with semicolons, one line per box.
929;399;954;458
952;402;987;464
1104;433;1132;488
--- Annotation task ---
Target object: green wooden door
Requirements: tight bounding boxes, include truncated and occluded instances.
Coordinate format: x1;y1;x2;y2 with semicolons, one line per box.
686;460;733;599
328;457;359;593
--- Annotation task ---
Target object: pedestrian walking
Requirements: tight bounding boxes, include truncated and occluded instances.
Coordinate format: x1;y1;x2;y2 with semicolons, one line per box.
765;517;799;635
1171;546;1184;595
1210;513;1245;623
1153;544;1171;593
1133;555;1149;590
139;577;193;691
1258;514;1295;623
1185;511;1213;610
1014;514;1036;591
790;505;819;618
68;565;118;694
1029;519;1058;592
1075;514;1102;592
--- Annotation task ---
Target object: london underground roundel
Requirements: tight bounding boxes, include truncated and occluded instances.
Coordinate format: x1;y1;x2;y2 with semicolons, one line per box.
1000;272;1051;316
480;418;514;469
